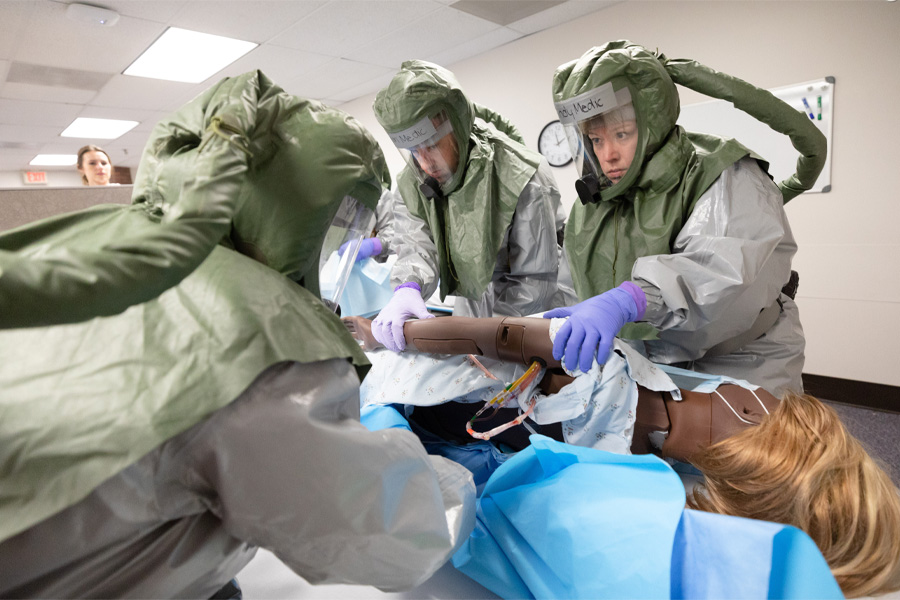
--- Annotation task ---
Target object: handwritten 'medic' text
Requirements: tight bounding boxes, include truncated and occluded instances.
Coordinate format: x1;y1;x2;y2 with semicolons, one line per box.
557;95;607;121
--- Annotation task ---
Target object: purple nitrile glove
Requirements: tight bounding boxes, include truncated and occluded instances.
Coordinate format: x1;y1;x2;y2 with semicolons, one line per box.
372;282;434;352
338;237;383;262
543;281;647;372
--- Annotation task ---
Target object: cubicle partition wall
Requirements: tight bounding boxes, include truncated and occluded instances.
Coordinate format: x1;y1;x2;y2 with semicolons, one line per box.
0;185;132;233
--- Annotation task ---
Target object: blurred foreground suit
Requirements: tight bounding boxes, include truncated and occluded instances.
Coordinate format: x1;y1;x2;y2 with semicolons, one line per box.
0;71;474;597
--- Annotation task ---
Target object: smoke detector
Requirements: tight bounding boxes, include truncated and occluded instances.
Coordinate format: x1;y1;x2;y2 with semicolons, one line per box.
66;3;120;27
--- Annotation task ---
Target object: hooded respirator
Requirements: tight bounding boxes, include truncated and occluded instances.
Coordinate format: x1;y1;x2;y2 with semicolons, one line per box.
552;41;827;206
555;83;642;205
386;108;462;201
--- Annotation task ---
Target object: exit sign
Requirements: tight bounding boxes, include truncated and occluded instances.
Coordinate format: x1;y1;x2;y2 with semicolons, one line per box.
23;171;48;185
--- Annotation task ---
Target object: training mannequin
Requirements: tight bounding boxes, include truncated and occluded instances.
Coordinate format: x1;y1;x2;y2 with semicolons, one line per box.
344;315;777;461
345;314;900;598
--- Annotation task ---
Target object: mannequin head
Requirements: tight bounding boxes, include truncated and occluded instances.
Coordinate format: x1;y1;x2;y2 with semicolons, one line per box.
688;392;900;598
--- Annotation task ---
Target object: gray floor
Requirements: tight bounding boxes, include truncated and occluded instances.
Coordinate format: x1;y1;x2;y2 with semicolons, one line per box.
823;400;900;486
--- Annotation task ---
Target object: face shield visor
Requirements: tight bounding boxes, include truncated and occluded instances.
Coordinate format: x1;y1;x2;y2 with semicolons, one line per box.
555;83;639;204
317;195;376;314
387;109;461;200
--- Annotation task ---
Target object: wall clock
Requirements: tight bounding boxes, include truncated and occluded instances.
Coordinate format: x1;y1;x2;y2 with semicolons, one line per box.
537;120;573;167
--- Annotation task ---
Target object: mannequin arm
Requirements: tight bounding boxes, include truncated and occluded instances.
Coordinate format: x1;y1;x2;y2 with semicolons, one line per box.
343;315;561;368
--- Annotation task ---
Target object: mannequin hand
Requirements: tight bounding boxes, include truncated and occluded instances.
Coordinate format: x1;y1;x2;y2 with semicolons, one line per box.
543;282;646;372
339;237;382;262
372;283;434;352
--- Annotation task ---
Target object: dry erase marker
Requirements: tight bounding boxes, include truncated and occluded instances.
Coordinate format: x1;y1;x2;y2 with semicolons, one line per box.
801;97;815;120
817;95;822;120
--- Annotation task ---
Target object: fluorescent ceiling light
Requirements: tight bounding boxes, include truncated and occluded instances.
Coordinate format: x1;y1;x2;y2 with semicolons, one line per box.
61;117;139;139
30;154;77;166
124;27;257;84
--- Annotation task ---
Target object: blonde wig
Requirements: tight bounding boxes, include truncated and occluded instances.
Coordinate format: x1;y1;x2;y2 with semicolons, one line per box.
687;392;900;598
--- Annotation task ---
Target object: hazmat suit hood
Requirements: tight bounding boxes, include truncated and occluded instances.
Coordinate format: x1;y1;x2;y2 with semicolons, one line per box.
373;60;473;196
553;40;679;202
553;41;825;340
0;71;388;544
134;70;388;299
373;61;541;300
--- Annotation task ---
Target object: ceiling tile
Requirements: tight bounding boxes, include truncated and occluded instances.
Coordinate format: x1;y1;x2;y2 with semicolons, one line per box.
1;80;98;104
215;44;333;85
6;62;112;91
326;70;398;103
171;0;327;43
10;2;168;74
0;141;41;152
37;138;100;158
0;98;81;127
282;58;394;101
450;1;565;26
0;122;65;144
426;26;522;68
506;0;621;34
344;6;501;69
130;111;178;133
270;1;442;56
95;0;188;24
89;74;199;112
76;105;158;124
0;1;32;58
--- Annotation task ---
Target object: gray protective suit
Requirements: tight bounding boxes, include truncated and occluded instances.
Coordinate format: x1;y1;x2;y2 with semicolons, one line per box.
553;42;825;397
368;187;400;262
0;361;474;597
631;157;804;397
373;61;566;319
390;160;566;317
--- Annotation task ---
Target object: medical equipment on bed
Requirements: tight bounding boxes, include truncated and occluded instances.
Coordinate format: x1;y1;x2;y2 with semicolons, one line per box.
466;360;543;441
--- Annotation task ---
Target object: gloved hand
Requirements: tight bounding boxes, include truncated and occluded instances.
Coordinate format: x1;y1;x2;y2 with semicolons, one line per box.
543;281;646;372
372;282;434;352
338;237;383;262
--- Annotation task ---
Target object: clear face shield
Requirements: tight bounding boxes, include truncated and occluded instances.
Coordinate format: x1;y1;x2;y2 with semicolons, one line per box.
554;84;639;204
387;109;460;200
318;195;376;314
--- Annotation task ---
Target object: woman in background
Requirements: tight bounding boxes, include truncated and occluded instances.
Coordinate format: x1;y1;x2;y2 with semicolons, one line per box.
77;144;112;186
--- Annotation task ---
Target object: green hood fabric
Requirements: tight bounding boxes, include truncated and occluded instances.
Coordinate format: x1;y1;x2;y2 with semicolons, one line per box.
555;41;824;339
373;61;541;300
473;102;525;145
134;71;388;291
0;71;384;543
0;71;387;329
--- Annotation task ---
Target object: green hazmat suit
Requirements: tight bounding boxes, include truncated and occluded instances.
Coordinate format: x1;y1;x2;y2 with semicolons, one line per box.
0;71;475;596
553;42;826;395
0;69;382;542
373;61;563;315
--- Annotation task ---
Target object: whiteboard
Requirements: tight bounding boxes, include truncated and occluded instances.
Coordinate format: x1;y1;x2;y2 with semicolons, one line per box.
677;77;834;193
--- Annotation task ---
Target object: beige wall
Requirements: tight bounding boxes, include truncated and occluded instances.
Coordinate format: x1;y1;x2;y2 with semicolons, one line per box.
340;0;900;387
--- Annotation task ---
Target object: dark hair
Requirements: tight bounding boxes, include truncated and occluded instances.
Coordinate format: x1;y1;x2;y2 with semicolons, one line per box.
76;145;112;185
